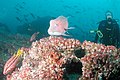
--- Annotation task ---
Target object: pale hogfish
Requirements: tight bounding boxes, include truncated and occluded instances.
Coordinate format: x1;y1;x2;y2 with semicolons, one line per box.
48;16;74;36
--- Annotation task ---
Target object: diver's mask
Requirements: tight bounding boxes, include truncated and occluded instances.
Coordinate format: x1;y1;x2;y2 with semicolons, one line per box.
106;11;113;24
107;17;112;22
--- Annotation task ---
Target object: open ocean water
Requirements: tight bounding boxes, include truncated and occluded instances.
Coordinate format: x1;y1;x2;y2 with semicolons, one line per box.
0;0;120;80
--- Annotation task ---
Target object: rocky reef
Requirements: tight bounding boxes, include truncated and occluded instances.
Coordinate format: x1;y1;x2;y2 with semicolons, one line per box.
80;41;120;80
3;36;120;80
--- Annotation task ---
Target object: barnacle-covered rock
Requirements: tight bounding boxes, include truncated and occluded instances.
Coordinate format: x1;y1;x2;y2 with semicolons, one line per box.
9;36;81;80
80;41;120;80
6;37;120;80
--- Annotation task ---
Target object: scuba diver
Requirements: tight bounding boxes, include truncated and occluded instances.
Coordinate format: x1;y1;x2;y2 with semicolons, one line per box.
94;11;120;48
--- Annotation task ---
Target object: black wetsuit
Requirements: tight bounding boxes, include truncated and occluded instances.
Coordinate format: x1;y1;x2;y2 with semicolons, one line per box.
95;19;120;48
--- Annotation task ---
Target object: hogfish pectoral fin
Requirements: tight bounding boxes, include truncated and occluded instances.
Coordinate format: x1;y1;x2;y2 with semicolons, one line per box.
48;31;72;36
52;31;71;36
48;31;62;36
62;33;72;36
67;27;75;29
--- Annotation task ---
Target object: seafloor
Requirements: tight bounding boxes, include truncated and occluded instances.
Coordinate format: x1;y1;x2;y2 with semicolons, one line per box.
0;28;30;80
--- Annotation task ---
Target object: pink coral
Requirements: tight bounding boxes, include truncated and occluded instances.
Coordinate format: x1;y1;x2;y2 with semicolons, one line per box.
8;36;81;80
80;41;120;80
5;36;120;80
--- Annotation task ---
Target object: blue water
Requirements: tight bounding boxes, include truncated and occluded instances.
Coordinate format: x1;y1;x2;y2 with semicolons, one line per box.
0;0;120;80
0;0;120;42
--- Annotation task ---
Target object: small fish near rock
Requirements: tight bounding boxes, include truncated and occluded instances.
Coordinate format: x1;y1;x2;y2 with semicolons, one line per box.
30;32;39;42
48;16;74;36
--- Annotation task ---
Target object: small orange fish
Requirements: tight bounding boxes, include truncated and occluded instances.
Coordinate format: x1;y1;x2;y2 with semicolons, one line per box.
30;32;39;42
48;16;74;36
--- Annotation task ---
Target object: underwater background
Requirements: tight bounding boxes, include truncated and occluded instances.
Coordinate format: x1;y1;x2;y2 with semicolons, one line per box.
0;0;120;80
0;0;120;41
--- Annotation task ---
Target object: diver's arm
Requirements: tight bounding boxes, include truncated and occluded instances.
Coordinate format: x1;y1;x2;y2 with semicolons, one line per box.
95;33;98;43
117;25;120;48
118;32;120;48
94;21;103;43
115;23;119;48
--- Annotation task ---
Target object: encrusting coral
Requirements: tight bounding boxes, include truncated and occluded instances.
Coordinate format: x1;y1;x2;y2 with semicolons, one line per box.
8;36;81;80
80;40;120;80
4;36;120;80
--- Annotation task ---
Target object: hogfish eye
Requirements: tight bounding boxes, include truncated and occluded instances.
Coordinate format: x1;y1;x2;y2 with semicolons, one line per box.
54;23;58;27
